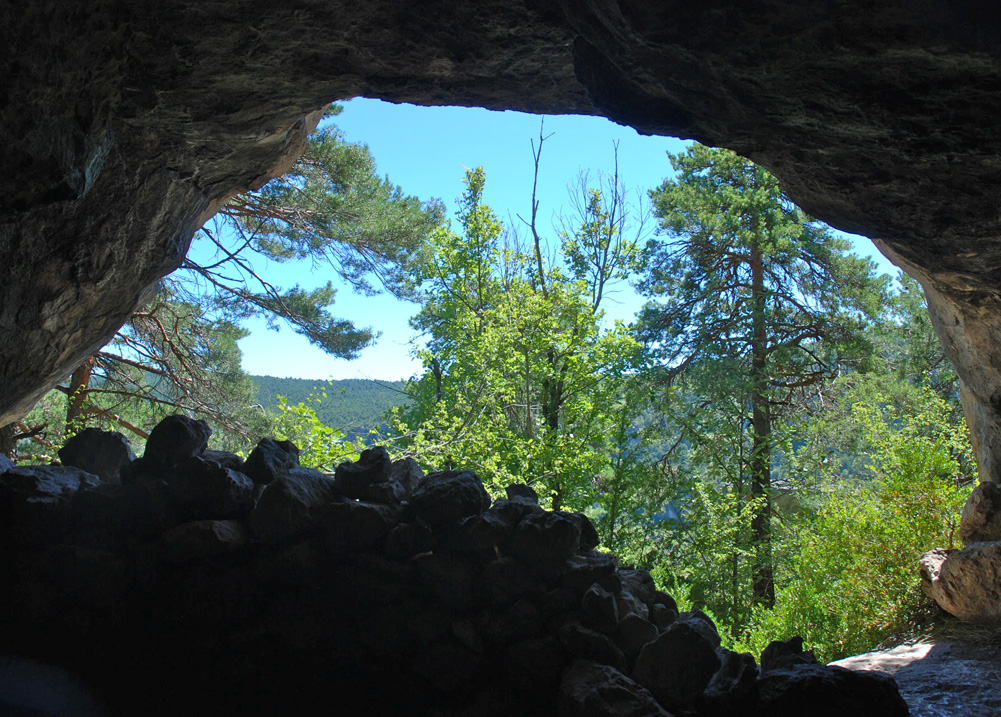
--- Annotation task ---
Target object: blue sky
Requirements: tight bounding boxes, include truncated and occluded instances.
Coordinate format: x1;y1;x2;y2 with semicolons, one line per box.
221;98;899;381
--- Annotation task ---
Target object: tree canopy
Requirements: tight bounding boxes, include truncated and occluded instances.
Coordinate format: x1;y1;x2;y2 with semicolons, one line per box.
636;144;889;606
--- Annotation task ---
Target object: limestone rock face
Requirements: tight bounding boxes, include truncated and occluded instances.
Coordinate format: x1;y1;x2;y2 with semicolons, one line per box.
4;2;1001;482
959;482;1001;544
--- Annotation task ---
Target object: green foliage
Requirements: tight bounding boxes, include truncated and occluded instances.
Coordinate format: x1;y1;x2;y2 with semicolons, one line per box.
268;395;366;470
732;378;973;662
637;143;889;608
391;163;644;509
874;272;959;402
205;104;445;358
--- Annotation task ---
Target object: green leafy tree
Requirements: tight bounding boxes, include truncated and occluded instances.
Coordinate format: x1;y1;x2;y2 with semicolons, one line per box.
393;152;644;509
636;144;888;606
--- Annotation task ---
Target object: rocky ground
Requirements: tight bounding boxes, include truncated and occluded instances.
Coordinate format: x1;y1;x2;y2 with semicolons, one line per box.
835;630;1001;717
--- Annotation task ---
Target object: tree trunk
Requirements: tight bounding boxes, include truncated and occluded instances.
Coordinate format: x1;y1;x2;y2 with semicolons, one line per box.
749;236;775;607
66;357;94;431
0;422;17;460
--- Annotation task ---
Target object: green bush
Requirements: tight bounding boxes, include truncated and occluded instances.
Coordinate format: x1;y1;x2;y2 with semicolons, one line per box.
733;383;972;662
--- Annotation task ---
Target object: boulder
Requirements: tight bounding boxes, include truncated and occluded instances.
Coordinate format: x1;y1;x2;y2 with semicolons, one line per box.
757;664;909;716
159;519;247;563
440;510;514;554
117;475;181;539
201;449;245;472
489;496;546;526
481;598;543;646
581;581;620;634
383;521;435;558
560;552;619;597
920;544;1001;621
164;456;254;521
414;551;475;612
506;483;539;502
700;649;758;715
0;454;13;474
632;621;721;712
959;482;1001;544
321;500;399;553
510;511;582;576
677;610;721;649
391;457;424;497
247;467;341;543
504;635;567;694
566;511;601;552
478;556;547;606
334;446;393;499
559;621;628;673
559;660;671;717
242;438;299;486
592;572;649;623
0;465;101;543
57;427;135;484
409;470;491;528
615;614;659;662
141;415;211;472
618;569;658;608
760;635;818;673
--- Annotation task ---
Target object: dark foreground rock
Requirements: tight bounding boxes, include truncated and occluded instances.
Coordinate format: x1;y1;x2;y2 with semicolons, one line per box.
0;415;911;716
758;664;909;717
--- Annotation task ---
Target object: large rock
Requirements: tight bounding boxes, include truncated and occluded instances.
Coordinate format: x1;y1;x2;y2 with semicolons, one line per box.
559;660;671;717
409;470;491;528
141;416;212;473
760;635;818;673
631;621;721;712
959;482;1001;544
164;456;254;521
321;500;399;553
0;465;101;543
510;511;582;576
558;621;628;673
334;446;393;498
700;650;758;716
757;664;909;716
920;545;1001;621
57;428;135;485
247;467;341;543
159;519;247;563
242;438;299;486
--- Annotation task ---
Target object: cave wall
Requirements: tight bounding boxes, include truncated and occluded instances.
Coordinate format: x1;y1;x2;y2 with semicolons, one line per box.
3;1;1001;475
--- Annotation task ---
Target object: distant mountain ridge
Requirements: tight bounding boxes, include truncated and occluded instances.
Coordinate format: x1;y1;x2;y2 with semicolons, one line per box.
251;375;411;430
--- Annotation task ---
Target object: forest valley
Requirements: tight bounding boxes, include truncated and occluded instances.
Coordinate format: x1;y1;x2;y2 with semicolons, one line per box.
6;108;974;664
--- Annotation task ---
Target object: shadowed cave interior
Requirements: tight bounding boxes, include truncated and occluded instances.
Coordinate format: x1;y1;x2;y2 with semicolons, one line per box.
3;1;1001;714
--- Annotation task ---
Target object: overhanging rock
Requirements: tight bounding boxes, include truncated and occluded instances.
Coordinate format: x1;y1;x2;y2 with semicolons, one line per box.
3;2;1001;477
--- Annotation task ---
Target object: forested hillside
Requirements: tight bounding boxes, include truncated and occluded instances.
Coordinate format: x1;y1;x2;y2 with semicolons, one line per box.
252;376;410;430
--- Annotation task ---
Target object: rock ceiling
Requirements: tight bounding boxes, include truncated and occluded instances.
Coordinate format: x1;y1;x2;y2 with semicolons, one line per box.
2;1;1001;476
